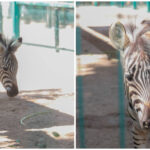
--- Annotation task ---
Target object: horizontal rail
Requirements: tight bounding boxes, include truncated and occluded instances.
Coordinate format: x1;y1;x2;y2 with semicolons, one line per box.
79;25;114;48
16;2;74;9
23;42;74;52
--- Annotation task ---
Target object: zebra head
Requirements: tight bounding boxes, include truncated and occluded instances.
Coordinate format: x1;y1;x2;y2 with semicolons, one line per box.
0;34;22;97
109;21;150;129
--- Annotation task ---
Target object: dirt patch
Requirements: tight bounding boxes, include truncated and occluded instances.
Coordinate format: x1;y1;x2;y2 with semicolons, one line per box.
76;26;134;148
0;89;74;148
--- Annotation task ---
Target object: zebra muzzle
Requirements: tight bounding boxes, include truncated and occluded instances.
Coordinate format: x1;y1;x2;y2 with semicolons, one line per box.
143;120;150;129
6;85;18;97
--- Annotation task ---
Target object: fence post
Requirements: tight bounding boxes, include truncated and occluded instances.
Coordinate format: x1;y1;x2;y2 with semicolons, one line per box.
121;2;125;7
118;51;125;148
94;2;98;6
76;26;86;148
147;2;150;12
76;2;80;7
110;2;115;6
12;2;20;38
0;3;3;33
46;7;52;28
62;8;67;27
133;2;137;9
54;8;59;52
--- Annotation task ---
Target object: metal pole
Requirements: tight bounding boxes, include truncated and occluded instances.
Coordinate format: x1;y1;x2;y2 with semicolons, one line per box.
46;7;52;28
94;2;98;6
118;51;125;148
54;8;59;52
61;8;66;27
147;2;150;12
76;2;80;7
133;2;137;9
76;26;86;148
110;2;115;6
0;3;3;33
12;2;20;38
121;2;125;7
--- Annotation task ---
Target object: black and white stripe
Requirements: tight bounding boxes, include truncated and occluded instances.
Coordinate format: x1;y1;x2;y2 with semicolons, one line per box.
110;20;150;148
0;34;22;97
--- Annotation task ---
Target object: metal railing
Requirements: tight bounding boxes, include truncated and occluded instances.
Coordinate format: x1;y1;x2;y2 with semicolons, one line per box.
12;2;74;52
77;2;150;12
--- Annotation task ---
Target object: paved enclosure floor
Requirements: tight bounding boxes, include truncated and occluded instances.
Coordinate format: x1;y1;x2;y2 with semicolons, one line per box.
77;38;121;148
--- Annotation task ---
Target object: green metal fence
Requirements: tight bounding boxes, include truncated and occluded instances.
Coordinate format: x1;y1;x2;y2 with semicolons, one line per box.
77;2;150;12
11;2;74;52
76;26;86;148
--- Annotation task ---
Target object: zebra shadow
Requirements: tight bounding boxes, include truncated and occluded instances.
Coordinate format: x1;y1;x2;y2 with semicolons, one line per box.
0;88;74;148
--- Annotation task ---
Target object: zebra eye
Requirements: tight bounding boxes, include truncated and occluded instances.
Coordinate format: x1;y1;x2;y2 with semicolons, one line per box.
125;73;133;81
125;66;136;81
136;108;141;112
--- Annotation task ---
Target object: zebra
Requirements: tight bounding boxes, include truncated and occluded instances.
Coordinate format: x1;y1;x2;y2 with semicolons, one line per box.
0;34;22;97
109;20;150;148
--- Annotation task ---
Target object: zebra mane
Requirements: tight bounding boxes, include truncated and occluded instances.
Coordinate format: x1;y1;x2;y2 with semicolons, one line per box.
0;34;23;55
125;21;150;55
0;34;16;50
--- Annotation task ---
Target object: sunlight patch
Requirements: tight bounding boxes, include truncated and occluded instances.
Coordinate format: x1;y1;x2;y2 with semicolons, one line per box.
26;125;74;140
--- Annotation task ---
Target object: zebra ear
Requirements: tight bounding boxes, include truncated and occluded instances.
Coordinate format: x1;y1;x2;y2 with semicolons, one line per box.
109;21;130;50
10;37;22;53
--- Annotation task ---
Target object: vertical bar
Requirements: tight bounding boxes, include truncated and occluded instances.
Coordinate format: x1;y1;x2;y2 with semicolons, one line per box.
46;7;52;28
76;26;86;148
121;2;125;7
76;2;80;7
0;3;3;33
76;27;81;55
12;2;20;38
133;2;137;9
118;51;125;148
147;2;150;12
54;8;59;52
110;2;115;6
94;2;98;6
62;8;66;27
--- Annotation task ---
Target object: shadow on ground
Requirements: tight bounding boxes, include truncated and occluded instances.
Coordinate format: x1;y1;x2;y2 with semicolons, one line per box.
76;26;132;148
0;89;74;148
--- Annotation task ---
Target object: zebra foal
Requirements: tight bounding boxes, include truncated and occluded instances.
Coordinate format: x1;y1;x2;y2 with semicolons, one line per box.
109;20;150;148
0;34;22;97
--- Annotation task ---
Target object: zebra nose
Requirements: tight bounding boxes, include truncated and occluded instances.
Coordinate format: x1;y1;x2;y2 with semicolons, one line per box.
6;85;18;97
143;120;150;129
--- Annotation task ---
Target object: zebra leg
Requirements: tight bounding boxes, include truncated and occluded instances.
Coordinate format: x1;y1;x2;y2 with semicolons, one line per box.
131;122;148;148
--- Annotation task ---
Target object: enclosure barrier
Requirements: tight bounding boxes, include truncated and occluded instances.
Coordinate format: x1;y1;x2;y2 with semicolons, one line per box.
0;3;2;33
12;2;74;52
76;26;86;148
77;2;150;12
118;51;125;148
